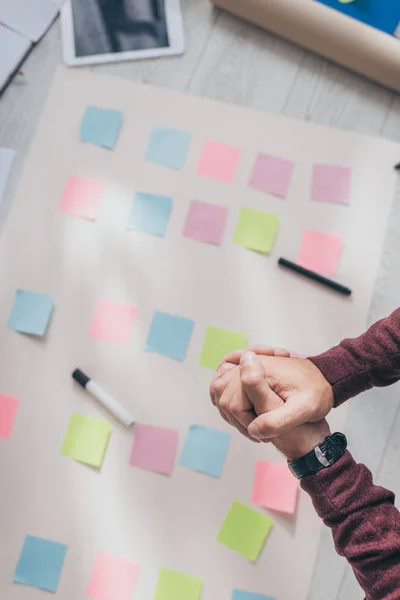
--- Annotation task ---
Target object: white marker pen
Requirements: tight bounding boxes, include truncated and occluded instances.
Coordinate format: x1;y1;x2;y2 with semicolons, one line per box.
72;369;134;428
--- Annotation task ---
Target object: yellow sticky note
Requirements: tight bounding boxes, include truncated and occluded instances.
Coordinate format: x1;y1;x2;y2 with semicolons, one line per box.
199;327;248;370
232;208;279;253
61;414;111;468
217;501;273;562
153;568;203;600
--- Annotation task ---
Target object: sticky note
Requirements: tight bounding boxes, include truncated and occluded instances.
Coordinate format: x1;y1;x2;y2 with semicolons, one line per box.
80;106;122;149
130;423;178;475
296;230;343;276
179;425;231;477
153;568;203;600
232;208;279;254
197;140;241;183
13;535;67;592
199;327;248;370
183;200;228;246
146;311;194;361
218;501;273;562
88;299;138;346
145;126;192;170
8;290;54;336
311;164;351;206
61;413;111;468
127;193;172;237
86;552;140;600
233;590;277;600
0;394;19;439
59;177;105;221
252;461;299;515
249;153;295;198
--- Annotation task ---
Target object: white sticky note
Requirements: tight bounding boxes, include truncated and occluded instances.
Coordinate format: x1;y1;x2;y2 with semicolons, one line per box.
0;0;58;42
0;147;16;208
0;24;31;92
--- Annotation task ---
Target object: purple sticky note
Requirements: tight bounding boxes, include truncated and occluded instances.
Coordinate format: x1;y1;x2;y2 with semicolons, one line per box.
249;153;295;198
183;200;228;246
130;423;178;475
311;165;351;206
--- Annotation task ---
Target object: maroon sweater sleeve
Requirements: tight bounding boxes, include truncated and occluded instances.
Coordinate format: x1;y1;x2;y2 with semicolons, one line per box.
301;451;400;599
310;308;400;406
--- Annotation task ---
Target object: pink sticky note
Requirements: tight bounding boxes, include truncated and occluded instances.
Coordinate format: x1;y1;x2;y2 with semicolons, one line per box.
59;177;106;221
86;552;140;600
88;299;138;346
296;230;343;277
0;394;19;440
252;461;299;515
197;141;241;183
249;153;295;198
130;423;178;475
312;165;351;206
183;200;228;245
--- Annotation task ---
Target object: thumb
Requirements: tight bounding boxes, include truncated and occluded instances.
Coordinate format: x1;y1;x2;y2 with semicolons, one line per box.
248;401;309;440
240;351;283;415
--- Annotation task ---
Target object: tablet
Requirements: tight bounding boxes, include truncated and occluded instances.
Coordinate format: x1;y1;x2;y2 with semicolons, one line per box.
61;0;185;67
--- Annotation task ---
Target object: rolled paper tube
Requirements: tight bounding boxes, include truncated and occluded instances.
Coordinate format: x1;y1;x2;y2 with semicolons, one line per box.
209;0;400;93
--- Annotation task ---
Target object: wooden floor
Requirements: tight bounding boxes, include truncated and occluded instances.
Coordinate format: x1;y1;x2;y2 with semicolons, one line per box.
1;4;400;598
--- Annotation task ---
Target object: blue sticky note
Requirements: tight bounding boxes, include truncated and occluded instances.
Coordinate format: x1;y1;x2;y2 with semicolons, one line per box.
127;192;172;237
233;591;277;600
145;126;192;170
13;535;68;592
316;0;400;35
179;426;231;478
8;290;54;336
80;106;122;149
146;311;194;361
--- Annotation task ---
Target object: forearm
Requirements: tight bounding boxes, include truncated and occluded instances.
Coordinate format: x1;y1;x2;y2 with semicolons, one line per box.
301;451;400;599
310;308;400;406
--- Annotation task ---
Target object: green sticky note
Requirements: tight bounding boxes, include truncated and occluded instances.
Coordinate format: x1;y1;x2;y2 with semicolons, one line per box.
233;208;279;253
217;501;273;562
153;568;203;600
61;414;111;468
199;327;247;370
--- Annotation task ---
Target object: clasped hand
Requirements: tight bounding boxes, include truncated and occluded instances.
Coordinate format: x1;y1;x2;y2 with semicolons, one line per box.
209;346;334;460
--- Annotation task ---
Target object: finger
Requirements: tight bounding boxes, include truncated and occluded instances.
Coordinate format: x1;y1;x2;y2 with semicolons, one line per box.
239;351;285;440
239;352;283;413
248;401;311;441
246;344;290;358
272;347;291;358
210;364;236;406
222;346;276;367
219;390;258;442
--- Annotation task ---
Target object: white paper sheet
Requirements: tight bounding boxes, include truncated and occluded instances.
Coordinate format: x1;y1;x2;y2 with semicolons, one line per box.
0;24;30;91
0;147;16;208
0;68;399;600
0;0;58;42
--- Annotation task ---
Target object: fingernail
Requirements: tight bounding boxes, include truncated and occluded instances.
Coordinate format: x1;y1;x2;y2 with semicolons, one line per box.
241;351;256;366
249;424;262;440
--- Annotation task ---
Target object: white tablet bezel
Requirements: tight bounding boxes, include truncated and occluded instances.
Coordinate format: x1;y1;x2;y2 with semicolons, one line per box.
61;0;185;67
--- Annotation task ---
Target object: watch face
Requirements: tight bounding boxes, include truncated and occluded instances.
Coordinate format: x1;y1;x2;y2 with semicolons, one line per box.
315;445;330;467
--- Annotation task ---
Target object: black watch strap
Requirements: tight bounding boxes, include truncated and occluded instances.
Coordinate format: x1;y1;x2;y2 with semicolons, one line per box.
288;432;347;480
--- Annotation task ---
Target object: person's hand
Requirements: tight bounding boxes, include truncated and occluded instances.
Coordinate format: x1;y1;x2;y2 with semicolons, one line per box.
209;346;291;442
238;351;331;460
210;345;334;442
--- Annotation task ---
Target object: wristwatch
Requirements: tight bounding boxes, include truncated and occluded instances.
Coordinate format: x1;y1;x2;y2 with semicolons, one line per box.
288;432;347;480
